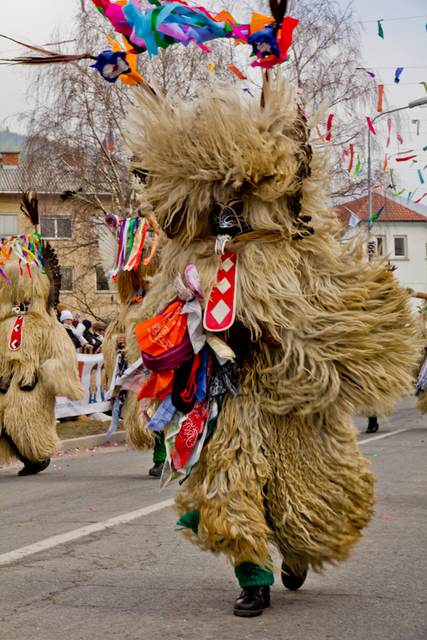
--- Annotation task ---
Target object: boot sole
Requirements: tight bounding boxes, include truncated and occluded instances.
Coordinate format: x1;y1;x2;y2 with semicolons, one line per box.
233;608;263;617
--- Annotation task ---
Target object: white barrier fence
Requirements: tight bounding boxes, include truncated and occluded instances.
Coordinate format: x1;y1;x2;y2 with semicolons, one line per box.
55;353;111;419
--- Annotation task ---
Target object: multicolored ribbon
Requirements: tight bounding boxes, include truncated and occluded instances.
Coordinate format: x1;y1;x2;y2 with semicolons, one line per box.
0;233;45;282
107;216;155;280
91;0;298;71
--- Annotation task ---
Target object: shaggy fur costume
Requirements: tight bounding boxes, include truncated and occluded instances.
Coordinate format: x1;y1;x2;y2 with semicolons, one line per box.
102;255;158;450
0;262;84;463
125;73;420;574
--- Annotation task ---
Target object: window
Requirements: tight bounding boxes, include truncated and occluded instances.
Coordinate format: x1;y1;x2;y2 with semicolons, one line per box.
376;236;385;256
394;236;407;258
0;213;18;237
40;214;73;239
60;267;74;292
95;266;109;292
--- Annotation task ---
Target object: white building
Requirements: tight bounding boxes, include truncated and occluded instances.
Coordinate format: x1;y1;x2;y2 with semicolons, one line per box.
336;193;427;306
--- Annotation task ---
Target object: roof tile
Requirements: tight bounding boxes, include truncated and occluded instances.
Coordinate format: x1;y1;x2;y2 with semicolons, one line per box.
336;193;427;224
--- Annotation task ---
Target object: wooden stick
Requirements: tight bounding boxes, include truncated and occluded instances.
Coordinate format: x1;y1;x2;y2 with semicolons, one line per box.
407;288;427;300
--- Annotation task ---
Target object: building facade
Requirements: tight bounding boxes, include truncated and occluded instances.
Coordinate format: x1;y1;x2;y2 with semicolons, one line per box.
0;149;119;322
336;193;427;307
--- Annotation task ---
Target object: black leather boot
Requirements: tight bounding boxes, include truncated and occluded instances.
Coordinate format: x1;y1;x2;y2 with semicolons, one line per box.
18;459;50;476
233;585;270;617
281;562;307;590
366;417;379;434
149;461;164;477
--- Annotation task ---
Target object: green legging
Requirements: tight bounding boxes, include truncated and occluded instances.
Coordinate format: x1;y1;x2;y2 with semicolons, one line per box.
153;430;166;463
176;510;274;588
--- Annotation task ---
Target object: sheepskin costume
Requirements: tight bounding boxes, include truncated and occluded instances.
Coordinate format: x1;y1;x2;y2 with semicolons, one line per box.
125;72;420;585
102;246;158;450
0;259;84;466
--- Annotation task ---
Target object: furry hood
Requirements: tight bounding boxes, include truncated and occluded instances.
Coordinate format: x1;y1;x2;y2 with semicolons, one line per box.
126;72;318;244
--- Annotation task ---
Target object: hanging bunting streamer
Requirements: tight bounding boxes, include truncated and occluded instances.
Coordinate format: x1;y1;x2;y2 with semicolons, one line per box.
419;170;425;185
368;206;384;223
325;114;334;142
358;158;366;175
415;194;427;204
396;132;403;144
0;233;45;282
366;117;376;135
377;20;384;39
354;155;361;175
396;155;416;162
390;169;395;190
386;118;392;147
341;149;349;163
420;82;427;94
225;64;247;80
356;67;375;78
383;154;388;171
206;62;215;72
394;67;404;84
392;189;405;198
377;84;384;112
348;144;354;173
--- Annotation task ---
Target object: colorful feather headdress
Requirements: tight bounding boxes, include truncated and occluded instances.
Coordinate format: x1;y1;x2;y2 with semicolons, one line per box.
1;1;298;84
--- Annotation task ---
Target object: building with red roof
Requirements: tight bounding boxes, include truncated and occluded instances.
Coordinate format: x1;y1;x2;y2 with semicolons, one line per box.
335;193;427;302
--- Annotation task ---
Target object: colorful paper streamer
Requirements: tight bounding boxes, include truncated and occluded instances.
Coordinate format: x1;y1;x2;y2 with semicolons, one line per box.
419;170;425;185
348;144;354;173
225;64;247;80
368;206;384;222
325;114;334;142
386;118;392;147
394;67;404;84
377;20;384;39
377;84;384;112
366;117;376;135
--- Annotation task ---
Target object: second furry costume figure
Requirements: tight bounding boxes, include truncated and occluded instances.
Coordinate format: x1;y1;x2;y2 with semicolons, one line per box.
0;199;84;475
125;72;420;617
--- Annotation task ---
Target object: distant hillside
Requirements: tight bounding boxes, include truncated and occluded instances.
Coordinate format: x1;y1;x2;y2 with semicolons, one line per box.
0;128;26;152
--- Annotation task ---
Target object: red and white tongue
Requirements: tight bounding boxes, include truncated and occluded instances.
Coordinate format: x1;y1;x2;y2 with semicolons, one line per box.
204;251;238;332
9;316;24;351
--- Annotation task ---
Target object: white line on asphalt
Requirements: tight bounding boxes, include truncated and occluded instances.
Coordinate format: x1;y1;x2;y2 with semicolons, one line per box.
358;428;408;446
0;498;174;568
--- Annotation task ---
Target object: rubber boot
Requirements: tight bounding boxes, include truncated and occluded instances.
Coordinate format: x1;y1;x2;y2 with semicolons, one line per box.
281;562;307;590
234;586;270;617
18;459;51;476
366;417;379;433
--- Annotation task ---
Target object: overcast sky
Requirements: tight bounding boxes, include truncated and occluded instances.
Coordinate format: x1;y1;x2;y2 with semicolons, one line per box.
0;0;426;192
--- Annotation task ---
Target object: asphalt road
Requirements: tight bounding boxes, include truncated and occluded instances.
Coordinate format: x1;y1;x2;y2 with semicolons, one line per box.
1;397;426;640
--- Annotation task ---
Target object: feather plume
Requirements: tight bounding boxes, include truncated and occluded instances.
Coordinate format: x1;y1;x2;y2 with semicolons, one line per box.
20;191;39;227
0;34;94;65
97;225;116;276
269;0;288;31
40;241;61;309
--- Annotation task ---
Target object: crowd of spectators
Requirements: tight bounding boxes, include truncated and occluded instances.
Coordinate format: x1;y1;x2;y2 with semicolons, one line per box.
56;304;107;353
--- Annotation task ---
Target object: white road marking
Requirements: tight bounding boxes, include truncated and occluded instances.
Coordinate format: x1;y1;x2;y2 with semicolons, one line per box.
0;428;414;567
358;428;408;446
0;498;174;567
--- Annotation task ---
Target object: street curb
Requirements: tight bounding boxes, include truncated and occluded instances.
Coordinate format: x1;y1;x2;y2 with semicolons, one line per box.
59;431;127;451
